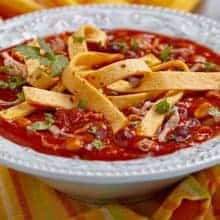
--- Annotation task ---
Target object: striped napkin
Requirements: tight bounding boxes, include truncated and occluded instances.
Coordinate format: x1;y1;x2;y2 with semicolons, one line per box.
0;165;220;220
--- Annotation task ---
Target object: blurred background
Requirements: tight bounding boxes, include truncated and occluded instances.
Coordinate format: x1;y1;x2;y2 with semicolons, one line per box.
0;0;219;21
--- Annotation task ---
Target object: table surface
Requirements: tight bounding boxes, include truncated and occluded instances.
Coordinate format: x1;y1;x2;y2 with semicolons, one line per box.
196;0;220;21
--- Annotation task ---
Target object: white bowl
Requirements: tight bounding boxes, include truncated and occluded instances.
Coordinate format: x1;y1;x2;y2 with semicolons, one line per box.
1;5;220;202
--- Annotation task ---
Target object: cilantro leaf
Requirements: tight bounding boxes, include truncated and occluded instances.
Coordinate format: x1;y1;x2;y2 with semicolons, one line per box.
91;139;103;150
160;46;172;61
37;38;53;54
14;45;41;59
0;76;25;90
204;62;217;72
73;36;85;43
0;80;9;89
88;126;98;135
8;76;25;90
50;55;69;76
112;41;128;53
155;99;170;114
208;107;220;118
130;39;140;50
77;99;87;109
28;113;54;131
16;91;25;102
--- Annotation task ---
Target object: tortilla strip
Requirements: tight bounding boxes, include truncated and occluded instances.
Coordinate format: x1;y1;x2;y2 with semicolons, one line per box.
108;93;148;110
72;51;123;73
138;92;184;137
26;59;59;89
62;70;127;133
106;54;160;92
141;53;161;67
68;24;107;58
0;101;35;120
84;59;150;88
123;71;220;93
23;86;75;109
152;60;190;72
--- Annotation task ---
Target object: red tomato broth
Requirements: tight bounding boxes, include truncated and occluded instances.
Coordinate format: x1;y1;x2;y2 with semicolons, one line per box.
0;29;220;161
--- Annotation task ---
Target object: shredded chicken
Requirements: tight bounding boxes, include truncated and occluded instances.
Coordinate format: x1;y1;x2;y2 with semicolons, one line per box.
49;125;74;137
0;98;20;106
129;101;153;116
2;52;27;77
158;108;180;143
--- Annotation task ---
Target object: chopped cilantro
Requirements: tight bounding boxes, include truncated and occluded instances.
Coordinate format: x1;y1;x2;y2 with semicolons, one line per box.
160;46;172;61
0;76;25;90
204;62;217;72
50;55;69;76
28;113;54;131
16;91;25;102
130;121;140;127
112;41;128;53
208;107;220;118
130;39;140;50
0;80;9;89
0;65;13;73
91;139;103;150
7;76;25;90
14;45;41;59
37;38;53;54
14;39;69;77
155;99;170;114
73;36;85;43
88;126;98;135
77;99;87;109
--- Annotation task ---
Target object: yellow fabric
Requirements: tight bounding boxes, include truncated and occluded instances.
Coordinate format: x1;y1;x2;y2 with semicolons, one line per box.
0;0;200;18
0;165;220;219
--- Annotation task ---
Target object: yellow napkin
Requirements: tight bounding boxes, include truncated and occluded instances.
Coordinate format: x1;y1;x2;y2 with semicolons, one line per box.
0;0;201;18
0;165;220;220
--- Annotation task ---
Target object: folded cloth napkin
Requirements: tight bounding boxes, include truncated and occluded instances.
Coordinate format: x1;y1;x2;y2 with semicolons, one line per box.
0;165;219;220
0;0;200;18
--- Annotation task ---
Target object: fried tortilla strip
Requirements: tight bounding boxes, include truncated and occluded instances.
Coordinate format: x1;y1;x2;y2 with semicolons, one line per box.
23;86;74;109
106;54;160;92
107;80;132;92
0;101;35;120
141;53;161;67
72;51;123;72
124;71;220;93
26;59;59;89
62;71;127;133
151;60;190;72
84;59;150;88
68;24;107;58
108;93;148;110
138;92;183;137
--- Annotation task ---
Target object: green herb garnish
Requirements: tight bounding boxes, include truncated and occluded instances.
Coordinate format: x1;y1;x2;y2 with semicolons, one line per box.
112;41;128;53
0;76;25;90
0;65;13;73
160;46;172;61
16;91;25;102
88;126;98;135
14;45;41;59
155;99;170;114
28;113;55;131
77;99;87;109
91;139;103;150
73;36;85;43
130;39;140;50
14;39;69;76
204;62;217;72
208;107;220;118
0;80;9;89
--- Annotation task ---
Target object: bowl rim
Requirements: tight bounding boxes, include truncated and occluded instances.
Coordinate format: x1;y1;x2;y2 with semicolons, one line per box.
0;4;220;184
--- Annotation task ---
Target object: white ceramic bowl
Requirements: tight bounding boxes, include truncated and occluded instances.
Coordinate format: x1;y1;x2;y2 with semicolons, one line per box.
1;5;220;203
